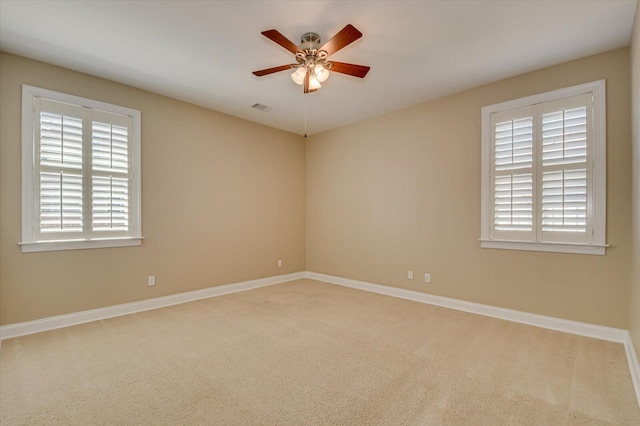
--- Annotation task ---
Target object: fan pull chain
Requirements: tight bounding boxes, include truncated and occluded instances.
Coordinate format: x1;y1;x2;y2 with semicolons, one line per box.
304;86;308;138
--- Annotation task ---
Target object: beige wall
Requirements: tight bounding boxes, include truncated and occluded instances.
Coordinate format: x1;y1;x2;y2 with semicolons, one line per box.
307;48;631;328
630;4;640;358
0;53;306;325
0;45;635;331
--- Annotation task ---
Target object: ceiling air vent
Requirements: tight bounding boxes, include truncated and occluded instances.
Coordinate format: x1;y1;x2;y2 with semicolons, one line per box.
251;103;272;112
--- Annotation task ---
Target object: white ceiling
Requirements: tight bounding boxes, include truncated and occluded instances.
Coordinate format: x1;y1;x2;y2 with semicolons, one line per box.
0;0;636;135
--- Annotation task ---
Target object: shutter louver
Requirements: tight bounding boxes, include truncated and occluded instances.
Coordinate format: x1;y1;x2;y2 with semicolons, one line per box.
92;121;129;173
541;169;587;233
494;117;533;171
542;107;587;166
92;176;129;231
40;112;83;169
40;172;83;233
494;174;533;231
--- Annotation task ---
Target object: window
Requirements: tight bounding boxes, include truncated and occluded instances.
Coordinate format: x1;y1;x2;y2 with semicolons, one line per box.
480;80;606;255
21;85;142;252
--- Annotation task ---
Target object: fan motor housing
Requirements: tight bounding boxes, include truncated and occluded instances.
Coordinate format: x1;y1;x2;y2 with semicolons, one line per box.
299;32;321;51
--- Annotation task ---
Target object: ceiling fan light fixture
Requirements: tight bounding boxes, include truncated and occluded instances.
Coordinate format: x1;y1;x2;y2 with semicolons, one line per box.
254;25;369;94
308;74;322;90
291;67;306;85
314;64;330;82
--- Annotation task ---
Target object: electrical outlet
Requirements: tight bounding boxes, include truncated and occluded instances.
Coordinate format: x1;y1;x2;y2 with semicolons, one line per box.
277;259;282;268
408;270;414;279
424;273;431;283
148;276;156;286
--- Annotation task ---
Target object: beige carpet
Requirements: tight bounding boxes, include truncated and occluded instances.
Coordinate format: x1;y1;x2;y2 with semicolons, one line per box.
1;279;638;425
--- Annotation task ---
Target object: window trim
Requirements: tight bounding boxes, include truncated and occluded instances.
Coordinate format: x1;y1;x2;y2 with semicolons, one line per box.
21;85;142;252
480;80;606;255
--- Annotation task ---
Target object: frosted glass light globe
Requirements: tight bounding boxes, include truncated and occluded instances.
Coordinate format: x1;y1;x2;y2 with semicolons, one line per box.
314;64;330;82
291;67;306;85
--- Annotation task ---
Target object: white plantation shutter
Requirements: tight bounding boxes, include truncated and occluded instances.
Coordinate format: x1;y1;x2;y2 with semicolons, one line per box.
22;86;141;251
38;109;84;234
35;99;86;240
34;100;134;240
90;111;133;235
538;95;591;243
490;107;535;241
481;82;605;254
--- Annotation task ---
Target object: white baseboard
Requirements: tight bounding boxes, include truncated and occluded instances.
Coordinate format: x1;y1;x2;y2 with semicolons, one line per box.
0;272;306;340
623;332;640;408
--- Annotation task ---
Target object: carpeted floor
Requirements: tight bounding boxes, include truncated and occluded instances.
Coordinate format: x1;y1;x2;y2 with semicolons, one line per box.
1;279;638;425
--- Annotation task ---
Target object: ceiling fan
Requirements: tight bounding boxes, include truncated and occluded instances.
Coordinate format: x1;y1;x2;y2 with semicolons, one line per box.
252;24;370;94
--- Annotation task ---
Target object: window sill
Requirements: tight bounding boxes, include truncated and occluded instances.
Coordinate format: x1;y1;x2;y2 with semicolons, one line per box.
20;237;143;253
479;239;607;255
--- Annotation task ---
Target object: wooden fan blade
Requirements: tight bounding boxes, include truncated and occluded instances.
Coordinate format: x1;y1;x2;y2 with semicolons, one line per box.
261;29;303;55
320;24;362;56
329;61;370;78
252;64;296;77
